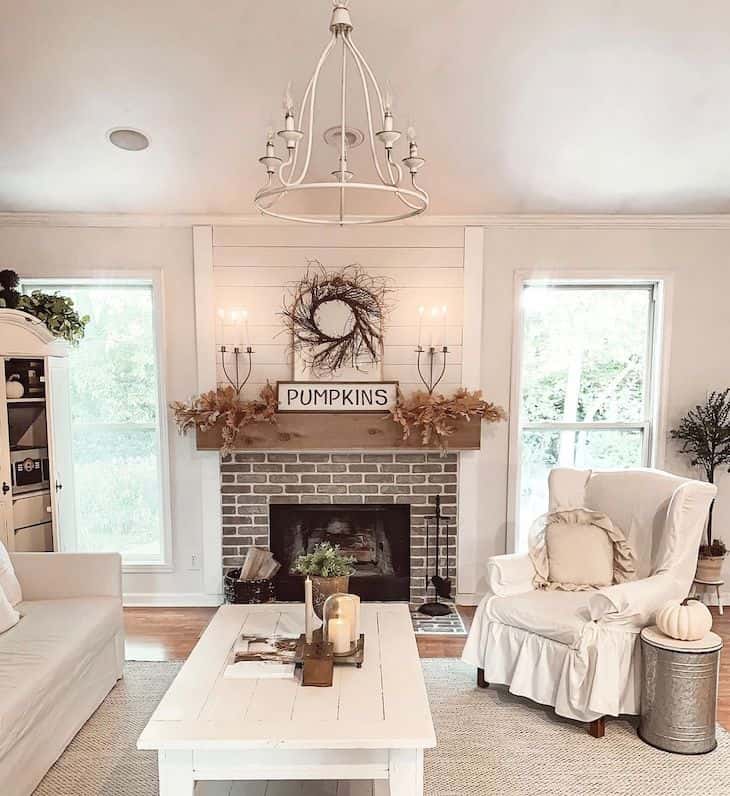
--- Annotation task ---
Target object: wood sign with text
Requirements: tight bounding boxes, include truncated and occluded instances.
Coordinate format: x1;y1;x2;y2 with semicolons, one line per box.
277;381;398;413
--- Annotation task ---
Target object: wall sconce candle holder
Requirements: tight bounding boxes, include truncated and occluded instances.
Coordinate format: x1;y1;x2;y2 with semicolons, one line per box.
219;345;255;395
415;345;448;394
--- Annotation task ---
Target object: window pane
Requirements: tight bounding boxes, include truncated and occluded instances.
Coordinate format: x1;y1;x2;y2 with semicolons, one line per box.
72;426;162;559
519;428;644;544
25;281;166;564
521;287;652;424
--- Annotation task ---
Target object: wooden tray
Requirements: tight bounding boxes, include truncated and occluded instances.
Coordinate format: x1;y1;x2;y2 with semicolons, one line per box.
295;633;365;668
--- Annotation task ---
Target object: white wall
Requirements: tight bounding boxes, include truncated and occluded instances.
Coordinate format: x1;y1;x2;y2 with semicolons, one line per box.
463;223;730;600
0;225;213;603
210;225;465;394
3;219;730;604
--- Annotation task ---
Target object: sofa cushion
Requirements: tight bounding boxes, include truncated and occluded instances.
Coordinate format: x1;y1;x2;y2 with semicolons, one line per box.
0;588;19;635
0;543;21;606
487;590;593;647
0;597;121;758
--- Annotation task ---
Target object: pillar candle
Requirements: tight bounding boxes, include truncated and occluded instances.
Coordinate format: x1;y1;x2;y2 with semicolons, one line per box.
328;617;351;655
304;577;313;644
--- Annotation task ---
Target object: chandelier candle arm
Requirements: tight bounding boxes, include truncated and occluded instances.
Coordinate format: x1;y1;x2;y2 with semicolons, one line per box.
254;0;428;225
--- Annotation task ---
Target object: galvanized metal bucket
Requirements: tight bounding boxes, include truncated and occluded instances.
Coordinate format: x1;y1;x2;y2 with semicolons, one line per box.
639;627;722;754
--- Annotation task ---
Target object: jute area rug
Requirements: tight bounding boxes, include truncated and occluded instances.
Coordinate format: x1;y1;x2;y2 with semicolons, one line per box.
34;659;730;796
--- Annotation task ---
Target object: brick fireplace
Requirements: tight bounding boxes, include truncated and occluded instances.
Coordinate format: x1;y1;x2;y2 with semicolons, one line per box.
220;451;458;607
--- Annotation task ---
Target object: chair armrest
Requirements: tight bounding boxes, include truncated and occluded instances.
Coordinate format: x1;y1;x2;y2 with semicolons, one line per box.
588;571;680;629
486;553;536;597
10;553;122;601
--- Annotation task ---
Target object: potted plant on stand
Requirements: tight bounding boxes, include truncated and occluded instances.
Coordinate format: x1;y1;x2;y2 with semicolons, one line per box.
293;542;355;619
671;389;730;581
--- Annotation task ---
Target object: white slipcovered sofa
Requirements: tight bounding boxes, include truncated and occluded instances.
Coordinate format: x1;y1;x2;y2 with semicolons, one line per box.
0;553;124;795
462;468;716;734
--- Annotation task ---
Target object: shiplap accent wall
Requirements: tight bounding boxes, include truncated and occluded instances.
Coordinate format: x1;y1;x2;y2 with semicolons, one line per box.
211;225;465;396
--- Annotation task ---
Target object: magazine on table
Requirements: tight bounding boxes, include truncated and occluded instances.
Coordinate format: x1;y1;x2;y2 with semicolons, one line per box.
224;634;298;679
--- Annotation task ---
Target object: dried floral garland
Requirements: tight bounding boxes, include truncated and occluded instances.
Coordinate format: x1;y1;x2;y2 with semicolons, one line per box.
281;262;390;375
170;383;277;455
390;388;507;451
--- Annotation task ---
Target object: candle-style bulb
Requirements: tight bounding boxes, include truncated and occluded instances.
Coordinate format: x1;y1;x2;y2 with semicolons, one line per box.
282;81;295;115
384;80;394;113
217;308;225;320
407;123;417;143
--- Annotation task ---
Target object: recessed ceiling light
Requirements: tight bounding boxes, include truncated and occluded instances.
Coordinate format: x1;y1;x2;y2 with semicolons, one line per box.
107;128;150;151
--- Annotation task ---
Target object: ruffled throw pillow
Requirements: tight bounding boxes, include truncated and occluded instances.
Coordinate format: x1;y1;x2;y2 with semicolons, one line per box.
529;508;636;591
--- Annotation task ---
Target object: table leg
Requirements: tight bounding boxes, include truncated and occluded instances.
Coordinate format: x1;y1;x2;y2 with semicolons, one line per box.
388;749;423;796
158;750;194;796
717;585;724;615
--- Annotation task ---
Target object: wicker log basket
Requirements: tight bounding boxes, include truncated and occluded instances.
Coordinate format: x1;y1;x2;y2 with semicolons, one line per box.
224;568;276;604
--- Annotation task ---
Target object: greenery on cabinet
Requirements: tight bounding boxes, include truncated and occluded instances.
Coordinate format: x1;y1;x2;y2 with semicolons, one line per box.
0;269;90;344
671;388;730;553
292;542;356;578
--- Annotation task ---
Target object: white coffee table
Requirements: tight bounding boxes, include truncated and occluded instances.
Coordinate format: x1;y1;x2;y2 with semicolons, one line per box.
137;603;435;796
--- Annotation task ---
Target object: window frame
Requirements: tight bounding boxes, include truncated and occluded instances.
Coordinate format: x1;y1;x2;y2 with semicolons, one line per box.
22;271;174;573
506;272;672;553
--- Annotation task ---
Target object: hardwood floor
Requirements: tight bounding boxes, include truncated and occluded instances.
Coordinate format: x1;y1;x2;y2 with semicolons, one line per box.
124;604;729;729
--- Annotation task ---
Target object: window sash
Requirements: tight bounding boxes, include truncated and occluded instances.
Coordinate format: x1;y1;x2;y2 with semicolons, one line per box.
20;276;172;570
513;279;662;550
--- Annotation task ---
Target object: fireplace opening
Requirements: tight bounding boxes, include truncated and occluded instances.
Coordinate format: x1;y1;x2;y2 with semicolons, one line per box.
269;503;411;602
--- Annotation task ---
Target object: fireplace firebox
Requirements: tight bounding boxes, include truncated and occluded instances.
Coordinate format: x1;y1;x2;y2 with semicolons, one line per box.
270;503;411;602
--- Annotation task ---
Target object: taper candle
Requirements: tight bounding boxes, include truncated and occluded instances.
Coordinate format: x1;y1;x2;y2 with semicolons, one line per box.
417;305;424;348
304;576;313;644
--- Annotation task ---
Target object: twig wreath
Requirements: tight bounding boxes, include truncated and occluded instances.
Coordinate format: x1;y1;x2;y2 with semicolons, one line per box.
281;261;391;375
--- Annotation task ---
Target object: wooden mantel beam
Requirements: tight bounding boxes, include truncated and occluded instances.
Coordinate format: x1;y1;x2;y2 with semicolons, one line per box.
195;413;482;451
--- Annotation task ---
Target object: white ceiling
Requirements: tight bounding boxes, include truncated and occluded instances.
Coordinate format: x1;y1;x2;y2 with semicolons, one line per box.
2;0;730;215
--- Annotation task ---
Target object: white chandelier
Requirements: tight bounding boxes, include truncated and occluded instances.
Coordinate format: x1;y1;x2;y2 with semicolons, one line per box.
254;0;428;226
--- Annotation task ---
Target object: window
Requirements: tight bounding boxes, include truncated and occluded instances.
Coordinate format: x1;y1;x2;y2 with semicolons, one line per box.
513;281;662;549
24;279;170;567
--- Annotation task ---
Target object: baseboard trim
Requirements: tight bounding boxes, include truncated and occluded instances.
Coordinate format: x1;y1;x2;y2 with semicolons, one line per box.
123;592;223;607
456;592;485;606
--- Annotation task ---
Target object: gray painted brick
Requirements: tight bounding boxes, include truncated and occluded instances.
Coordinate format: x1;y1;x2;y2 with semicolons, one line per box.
267;453;298;463
299;454;330;463
253;484;284;494
221;463;251;473
394;453;426;463
236;474;268;484
270;474;300;484
315;464;347;473
285;464;316;473
332;453;362;463
348;484;379;494
285;484;316;494
379;485;411;495
253;463;284;473
269;495;300;504
332;474;363;484
364;474;395;483
413;464;442;474
363;454;394;463
365;495;394;503
396;474;426;484
317;484;347;495
301;474;332;484
333;494;364;504
234;453;266;462
428;474;457;484
348;464;379;473
380;464;410;473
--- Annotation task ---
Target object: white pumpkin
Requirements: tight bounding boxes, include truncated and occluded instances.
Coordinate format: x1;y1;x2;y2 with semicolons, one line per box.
656;599;712;641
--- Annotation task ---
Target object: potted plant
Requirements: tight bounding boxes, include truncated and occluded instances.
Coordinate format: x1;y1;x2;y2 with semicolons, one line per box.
671;389;730;580
293;542;355;618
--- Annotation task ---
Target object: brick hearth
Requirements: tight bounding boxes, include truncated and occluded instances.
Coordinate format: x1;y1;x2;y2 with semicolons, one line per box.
220;451;458;606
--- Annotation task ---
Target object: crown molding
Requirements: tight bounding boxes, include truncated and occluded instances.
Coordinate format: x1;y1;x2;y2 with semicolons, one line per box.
2;211;730;229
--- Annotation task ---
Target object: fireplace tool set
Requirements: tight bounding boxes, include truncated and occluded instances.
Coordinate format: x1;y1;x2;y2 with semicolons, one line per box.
418;493;454;617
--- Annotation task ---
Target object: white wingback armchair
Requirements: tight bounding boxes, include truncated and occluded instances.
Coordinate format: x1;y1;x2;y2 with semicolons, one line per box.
462;468;716;733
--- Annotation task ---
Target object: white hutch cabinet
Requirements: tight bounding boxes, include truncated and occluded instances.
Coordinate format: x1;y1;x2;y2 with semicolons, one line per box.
0;308;76;552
